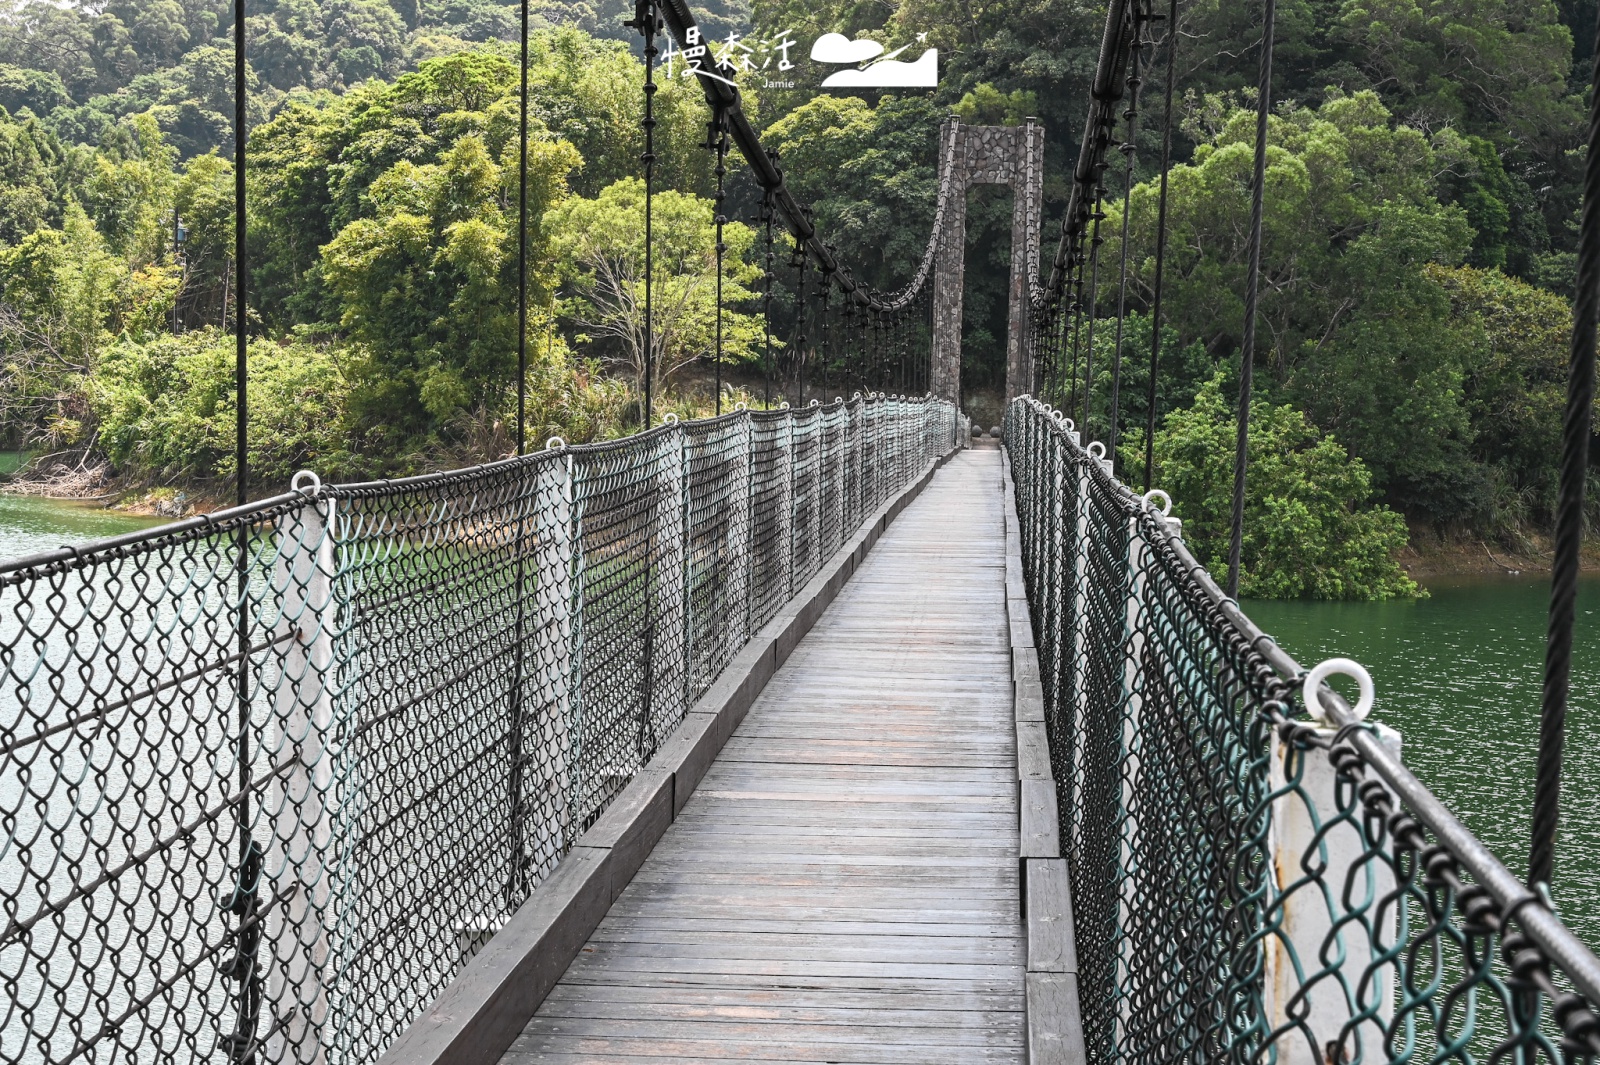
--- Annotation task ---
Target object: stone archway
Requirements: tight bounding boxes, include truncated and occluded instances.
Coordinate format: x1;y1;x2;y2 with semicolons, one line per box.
929;119;1044;409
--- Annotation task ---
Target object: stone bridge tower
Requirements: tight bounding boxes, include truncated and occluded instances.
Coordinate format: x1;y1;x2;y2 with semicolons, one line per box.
929;119;1044;409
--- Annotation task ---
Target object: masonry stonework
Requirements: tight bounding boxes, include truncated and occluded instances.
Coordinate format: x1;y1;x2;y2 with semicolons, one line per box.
930;119;1044;410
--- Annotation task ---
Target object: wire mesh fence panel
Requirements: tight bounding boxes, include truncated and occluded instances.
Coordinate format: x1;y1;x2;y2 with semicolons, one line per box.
747;411;791;631
1004;395;1600;1065
0;494;310;1065
1;397;956;1065
683;415;749;703
790;409;821;593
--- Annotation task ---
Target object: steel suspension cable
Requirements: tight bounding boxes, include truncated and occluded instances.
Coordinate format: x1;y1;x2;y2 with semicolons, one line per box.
1080;184;1107;434
223;0;258;1056
505;0;532;911
628;0;659;427
517;0;529;456
709;105;729;414
1226;0;1275;598
1069;265;1086;414
762;189;775;409
1144;0;1179;491
1107;5;1144;470
1530;13;1600;894
791;236;807;405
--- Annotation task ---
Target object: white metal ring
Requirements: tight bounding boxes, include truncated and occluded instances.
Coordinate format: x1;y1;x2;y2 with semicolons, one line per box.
1141;489;1172;516
663;412;679;424
810;398;820;407
1050;410;1066;426
780;401;791;410
1303;658;1375;724
545;436;566;450
290;470;322;494
1087;441;1107;460
735;401;748;411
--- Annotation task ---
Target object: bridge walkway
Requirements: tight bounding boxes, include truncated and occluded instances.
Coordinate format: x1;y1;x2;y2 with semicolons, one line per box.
501;449;1023;1063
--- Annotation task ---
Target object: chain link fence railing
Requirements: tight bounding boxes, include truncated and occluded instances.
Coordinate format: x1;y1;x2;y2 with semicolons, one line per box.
1005;395;1600;1065
0;394;956;1065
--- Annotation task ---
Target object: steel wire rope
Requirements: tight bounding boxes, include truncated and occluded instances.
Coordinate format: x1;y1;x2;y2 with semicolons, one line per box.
1226;0;1275;598
761;181;776;408
1080;184;1108;435
627;0;660;428
1106;3;1144;471
1143;0;1179;491
707;104;730;414
222;0;261;1054
791;234;808;405
505;0;534;910
1530;2;1600;898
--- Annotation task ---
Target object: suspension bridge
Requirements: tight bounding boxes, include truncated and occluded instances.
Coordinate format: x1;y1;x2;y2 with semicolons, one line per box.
5;0;1600;1060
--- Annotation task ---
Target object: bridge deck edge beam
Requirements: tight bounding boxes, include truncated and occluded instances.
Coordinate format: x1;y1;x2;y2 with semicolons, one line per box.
1003;447;1089;1065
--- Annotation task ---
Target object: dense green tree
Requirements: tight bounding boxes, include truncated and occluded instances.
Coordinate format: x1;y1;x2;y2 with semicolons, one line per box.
321;131;580;435
89;330;354;483
1136;373;1418;600
0;109;75;244
548;176;764;415
0;65;69;117
1111;91;1489;520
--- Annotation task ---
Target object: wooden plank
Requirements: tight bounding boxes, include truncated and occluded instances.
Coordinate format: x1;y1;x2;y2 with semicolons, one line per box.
1024;858;1077;973
504;452;1024;1064
1025;972;1087;1065
1019;778;1061;860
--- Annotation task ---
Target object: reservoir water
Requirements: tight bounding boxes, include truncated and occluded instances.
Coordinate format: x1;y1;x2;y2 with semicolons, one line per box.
1249;575;1600;951
0;492;163;562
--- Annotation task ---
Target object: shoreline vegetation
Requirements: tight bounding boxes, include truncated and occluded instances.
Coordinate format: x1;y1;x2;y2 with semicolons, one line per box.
8;444;1600;589
0;0;1593;601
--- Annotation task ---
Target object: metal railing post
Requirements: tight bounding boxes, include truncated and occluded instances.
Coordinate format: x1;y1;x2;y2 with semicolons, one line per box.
268;486;335;1065
654;421;688;749
782;411;795;598
733;412;752;648
534;450;576;868
1264;709;1402;1065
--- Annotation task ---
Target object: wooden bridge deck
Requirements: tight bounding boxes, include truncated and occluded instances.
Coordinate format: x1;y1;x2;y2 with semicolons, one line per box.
501;450;1023;1064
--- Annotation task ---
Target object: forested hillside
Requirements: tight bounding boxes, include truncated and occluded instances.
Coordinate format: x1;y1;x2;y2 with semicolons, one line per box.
0;0;1593;595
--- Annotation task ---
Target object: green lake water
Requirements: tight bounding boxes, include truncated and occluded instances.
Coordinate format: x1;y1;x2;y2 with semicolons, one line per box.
0;492;163;563
1248;575;1600;951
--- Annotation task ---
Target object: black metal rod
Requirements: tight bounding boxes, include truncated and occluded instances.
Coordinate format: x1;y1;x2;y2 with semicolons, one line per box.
763;190;774;408
518;0;529;455
1107;4;1143;470
226;0;259;1055
1530;12;1600;894
1144;0;1179;492
1080;186;1107;435
710;107;727;415
792;239;807;406
506;0;531;910
1227;0;1275;599
634;0;658;427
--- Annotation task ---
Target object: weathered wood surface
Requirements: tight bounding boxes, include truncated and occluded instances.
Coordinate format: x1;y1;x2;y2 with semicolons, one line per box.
502;450;1021;1064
